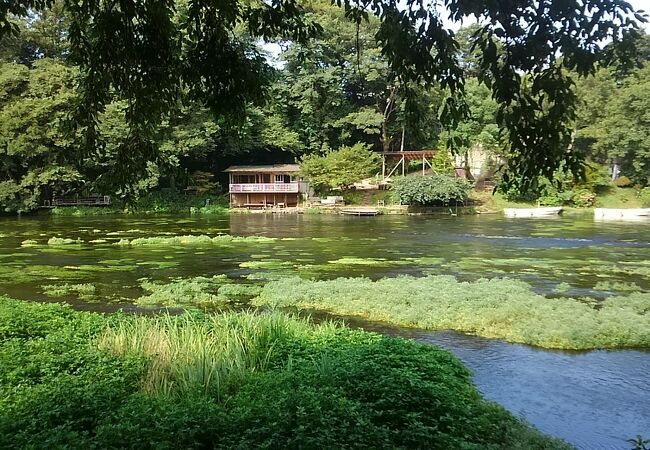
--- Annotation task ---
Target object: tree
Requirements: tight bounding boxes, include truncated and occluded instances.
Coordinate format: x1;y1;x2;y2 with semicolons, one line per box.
280;1;443;154
0;0;646;199
0;0;70;64
576;64;650;185
299;143;381;192
0;59;81;211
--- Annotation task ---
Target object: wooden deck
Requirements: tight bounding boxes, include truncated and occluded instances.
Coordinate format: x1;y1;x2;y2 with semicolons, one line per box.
340;208;381;216
43;196;112;208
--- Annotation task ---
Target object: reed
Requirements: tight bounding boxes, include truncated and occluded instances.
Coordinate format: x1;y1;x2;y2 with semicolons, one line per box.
98;311;312;398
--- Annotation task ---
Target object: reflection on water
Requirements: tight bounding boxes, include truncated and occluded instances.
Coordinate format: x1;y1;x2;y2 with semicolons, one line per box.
1;213;650;448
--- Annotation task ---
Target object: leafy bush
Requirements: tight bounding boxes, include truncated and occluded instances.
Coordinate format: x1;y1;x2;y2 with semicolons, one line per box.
189;204;229;215
537;194;565;206
571;189;596;207
300;143;381;192
254;275;650;350
614;176;633;188
501;163;610;207
0;298;569;449
391;175;473;205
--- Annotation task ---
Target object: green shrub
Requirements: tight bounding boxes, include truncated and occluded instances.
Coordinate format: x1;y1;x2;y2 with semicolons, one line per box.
571;189;596;207
391;175;473;205
537;194;565;206
340;190;364;205
189;204;229;215
614;176;633;188
0;298;569;449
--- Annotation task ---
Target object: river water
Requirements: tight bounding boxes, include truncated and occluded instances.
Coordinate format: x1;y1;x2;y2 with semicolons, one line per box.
1;213;648;448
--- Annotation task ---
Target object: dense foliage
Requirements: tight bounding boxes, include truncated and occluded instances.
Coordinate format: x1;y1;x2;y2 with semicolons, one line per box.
391;175;473;205
0;0;646;204
575;62;650;186
0;297;570;449
0;59;80;212
300;143;381;192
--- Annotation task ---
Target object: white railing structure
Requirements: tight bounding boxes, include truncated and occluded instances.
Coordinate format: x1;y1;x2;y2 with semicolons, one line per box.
229;183;300;193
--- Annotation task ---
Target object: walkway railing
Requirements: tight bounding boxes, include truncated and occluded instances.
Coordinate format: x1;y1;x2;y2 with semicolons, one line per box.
229;183;299;193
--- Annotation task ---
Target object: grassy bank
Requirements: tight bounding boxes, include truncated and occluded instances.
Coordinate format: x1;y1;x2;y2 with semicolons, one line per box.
254;275;650;350
471;187;646;213
0;298;568;449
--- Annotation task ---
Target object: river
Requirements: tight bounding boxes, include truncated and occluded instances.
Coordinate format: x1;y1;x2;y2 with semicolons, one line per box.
1;212;648;449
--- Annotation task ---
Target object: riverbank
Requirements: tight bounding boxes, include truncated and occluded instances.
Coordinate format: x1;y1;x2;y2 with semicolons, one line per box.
0;297;570;449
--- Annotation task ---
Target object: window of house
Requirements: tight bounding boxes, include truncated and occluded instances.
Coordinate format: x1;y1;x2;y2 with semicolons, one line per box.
233;174;256;183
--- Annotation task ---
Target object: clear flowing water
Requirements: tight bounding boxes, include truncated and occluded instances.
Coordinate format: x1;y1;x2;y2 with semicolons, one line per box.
1;213;649;448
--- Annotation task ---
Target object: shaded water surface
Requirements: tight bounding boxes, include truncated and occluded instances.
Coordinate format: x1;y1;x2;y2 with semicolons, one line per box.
1;213;649;448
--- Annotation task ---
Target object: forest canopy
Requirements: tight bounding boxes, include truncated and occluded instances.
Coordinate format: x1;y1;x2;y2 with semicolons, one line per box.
0;0;648;209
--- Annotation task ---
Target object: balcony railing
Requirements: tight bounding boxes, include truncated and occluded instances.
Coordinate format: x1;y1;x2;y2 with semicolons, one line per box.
229;183;300;193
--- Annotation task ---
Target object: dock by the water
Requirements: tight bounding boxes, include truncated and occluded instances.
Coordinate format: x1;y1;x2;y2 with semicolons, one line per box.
42;196;112;208
340;208;381;216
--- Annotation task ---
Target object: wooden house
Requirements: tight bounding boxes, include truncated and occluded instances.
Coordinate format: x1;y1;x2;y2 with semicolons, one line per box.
224;164;308;208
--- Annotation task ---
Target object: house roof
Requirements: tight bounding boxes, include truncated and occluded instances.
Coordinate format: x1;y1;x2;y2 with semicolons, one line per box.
224;164;300;173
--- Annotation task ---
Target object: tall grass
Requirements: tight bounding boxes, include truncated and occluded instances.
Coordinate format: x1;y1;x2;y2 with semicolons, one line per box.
98;312;312;398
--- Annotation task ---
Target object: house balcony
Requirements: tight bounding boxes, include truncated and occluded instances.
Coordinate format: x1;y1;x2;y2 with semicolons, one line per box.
229;183;300;193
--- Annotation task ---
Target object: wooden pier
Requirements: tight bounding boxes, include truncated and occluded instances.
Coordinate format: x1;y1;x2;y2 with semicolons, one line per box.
340;208;381;216
42;196;112;208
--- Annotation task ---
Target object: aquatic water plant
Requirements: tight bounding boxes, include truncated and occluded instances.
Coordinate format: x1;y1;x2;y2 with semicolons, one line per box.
593;281;642;293
42;283;96;300
554;282;571;293
254;275;650;350
327;257;405;266
47;237;83;245
135;276;263;307
135;276;230;307
0;297;570;449
239;260;294;270
20;239;38;247
0;264;87;284
116;234;277;246
216;283;262;298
